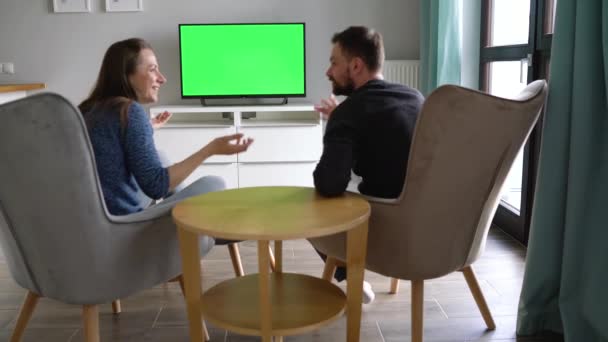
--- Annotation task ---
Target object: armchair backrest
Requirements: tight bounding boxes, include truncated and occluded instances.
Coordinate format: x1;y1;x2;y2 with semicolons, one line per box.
366;81;547;280
0;93;112;296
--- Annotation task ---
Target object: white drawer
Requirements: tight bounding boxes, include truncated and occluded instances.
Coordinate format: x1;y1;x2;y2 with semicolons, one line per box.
238;162;317;188
154;127;237;163
179;163;238;190
237;125;322;162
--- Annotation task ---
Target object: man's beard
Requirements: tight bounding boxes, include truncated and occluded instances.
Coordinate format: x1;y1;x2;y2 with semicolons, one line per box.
331;75;355;96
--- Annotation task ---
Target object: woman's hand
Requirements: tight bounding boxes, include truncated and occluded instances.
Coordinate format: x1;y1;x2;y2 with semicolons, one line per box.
151;111;172;129
204;133;254;155
168;133;253;190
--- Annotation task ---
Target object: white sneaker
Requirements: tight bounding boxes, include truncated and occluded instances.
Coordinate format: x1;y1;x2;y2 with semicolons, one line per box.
362;281;375;304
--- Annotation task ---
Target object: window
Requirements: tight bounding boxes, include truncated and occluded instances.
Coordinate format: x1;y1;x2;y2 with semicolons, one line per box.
481;0;555;243
489;0;530;46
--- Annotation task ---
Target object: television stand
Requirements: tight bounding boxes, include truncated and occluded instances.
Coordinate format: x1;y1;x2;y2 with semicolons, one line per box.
149;103;321;190
200;97;288;106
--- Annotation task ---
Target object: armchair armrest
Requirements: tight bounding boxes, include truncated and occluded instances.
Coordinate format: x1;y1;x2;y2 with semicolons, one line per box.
361;194;401;205
346;172;402;205
108;204;173;224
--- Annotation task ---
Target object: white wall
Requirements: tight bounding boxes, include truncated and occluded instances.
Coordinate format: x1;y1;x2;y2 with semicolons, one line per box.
0;0;420;106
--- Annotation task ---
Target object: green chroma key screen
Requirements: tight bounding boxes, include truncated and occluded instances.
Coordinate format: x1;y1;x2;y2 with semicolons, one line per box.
179;23;306;98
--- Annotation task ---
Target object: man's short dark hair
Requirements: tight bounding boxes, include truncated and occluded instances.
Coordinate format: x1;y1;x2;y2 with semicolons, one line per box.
332;26;384;72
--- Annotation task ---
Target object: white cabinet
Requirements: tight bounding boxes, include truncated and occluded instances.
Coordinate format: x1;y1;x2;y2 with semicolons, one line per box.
153;125;237;163
0;84;46;105
151;104;321;189
186;163;239;189
237;125;322;162
238;162;318;188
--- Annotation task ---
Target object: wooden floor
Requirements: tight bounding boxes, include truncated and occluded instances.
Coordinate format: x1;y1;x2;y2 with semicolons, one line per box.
0;227;562;342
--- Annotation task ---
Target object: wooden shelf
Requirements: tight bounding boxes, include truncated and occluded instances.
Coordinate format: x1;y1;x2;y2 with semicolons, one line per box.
201;273;346;336
150;103;314;115
162;121;233;128
0;83;45;93
239;119;319;127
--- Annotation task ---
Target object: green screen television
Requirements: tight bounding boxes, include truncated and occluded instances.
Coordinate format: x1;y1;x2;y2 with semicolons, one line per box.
179;23;306;99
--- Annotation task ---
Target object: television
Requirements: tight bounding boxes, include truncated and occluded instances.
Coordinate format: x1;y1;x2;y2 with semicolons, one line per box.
178;23;306;100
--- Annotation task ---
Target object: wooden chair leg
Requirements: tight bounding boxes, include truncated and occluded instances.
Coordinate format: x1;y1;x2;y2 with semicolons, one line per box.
389;278;400;294
175;275;210;341
462;266;496;330
10;291;40;342
411;280;424;342
111;300;121;314
175;275;186;294
268;244;277;272
321;256;338;282
273;241;282;273
82;305;100;342
227;243;245;277
202;320;210;342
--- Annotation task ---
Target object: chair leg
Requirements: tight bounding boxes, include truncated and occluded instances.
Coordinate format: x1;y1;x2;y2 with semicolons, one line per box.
268;244;277;272
321;256;338;282
10;291;40;342
227;243;245;277
202;319;210;341
111;300;121;314
82;305;100;342
461;266;496;330
176;275;186;294
175;275;211;341
389;278;400;294
411;280;424;342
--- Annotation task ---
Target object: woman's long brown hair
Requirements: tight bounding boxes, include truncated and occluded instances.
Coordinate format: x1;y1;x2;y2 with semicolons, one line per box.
79;38;152;129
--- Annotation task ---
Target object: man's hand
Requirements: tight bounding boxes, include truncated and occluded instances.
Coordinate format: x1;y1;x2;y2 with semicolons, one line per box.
204;133;254;155
314;94;339;120
151;111;172;129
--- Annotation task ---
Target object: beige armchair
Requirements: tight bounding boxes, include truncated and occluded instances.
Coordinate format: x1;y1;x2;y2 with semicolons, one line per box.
309;80;548;342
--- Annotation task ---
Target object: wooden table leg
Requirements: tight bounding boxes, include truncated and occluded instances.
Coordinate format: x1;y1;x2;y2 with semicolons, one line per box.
177;227;204;342
258;240;272;342
346;220;369;342
273;240;283;341
274;240;283;273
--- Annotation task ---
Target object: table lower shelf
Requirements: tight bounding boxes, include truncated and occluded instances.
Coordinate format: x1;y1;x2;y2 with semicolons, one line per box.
201;272;346;336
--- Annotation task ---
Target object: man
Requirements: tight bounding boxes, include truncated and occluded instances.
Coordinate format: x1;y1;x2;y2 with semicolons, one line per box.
313;26;424;303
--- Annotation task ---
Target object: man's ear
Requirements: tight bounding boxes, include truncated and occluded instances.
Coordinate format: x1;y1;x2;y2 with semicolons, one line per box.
349;57;364;75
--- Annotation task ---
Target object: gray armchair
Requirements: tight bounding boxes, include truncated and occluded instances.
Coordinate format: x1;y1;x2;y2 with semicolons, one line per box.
0;93;215;342
310;80;548;342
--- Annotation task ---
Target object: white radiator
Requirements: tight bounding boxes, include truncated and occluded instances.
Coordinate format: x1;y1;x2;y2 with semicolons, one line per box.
383;60;420;89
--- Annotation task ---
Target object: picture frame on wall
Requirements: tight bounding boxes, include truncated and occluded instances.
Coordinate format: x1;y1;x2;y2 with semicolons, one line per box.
52;0;91;13
105;0;144;12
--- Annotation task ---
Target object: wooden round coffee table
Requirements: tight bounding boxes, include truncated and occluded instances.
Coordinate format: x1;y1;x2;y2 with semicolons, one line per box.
172;186;370;342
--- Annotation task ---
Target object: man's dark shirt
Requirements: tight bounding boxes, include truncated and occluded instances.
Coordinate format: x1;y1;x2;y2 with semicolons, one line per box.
313;79;424;198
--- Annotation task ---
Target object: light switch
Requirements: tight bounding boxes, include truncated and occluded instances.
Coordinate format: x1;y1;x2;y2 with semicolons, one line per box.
2;63;14;74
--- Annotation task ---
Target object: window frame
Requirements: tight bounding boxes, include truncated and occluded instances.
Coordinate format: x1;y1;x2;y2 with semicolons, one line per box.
480;0;553;244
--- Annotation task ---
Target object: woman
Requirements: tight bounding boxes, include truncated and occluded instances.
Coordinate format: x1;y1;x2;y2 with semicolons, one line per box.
79;38;252;215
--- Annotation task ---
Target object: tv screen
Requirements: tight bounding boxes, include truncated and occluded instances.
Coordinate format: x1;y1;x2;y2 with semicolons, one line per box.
179;23;306;99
